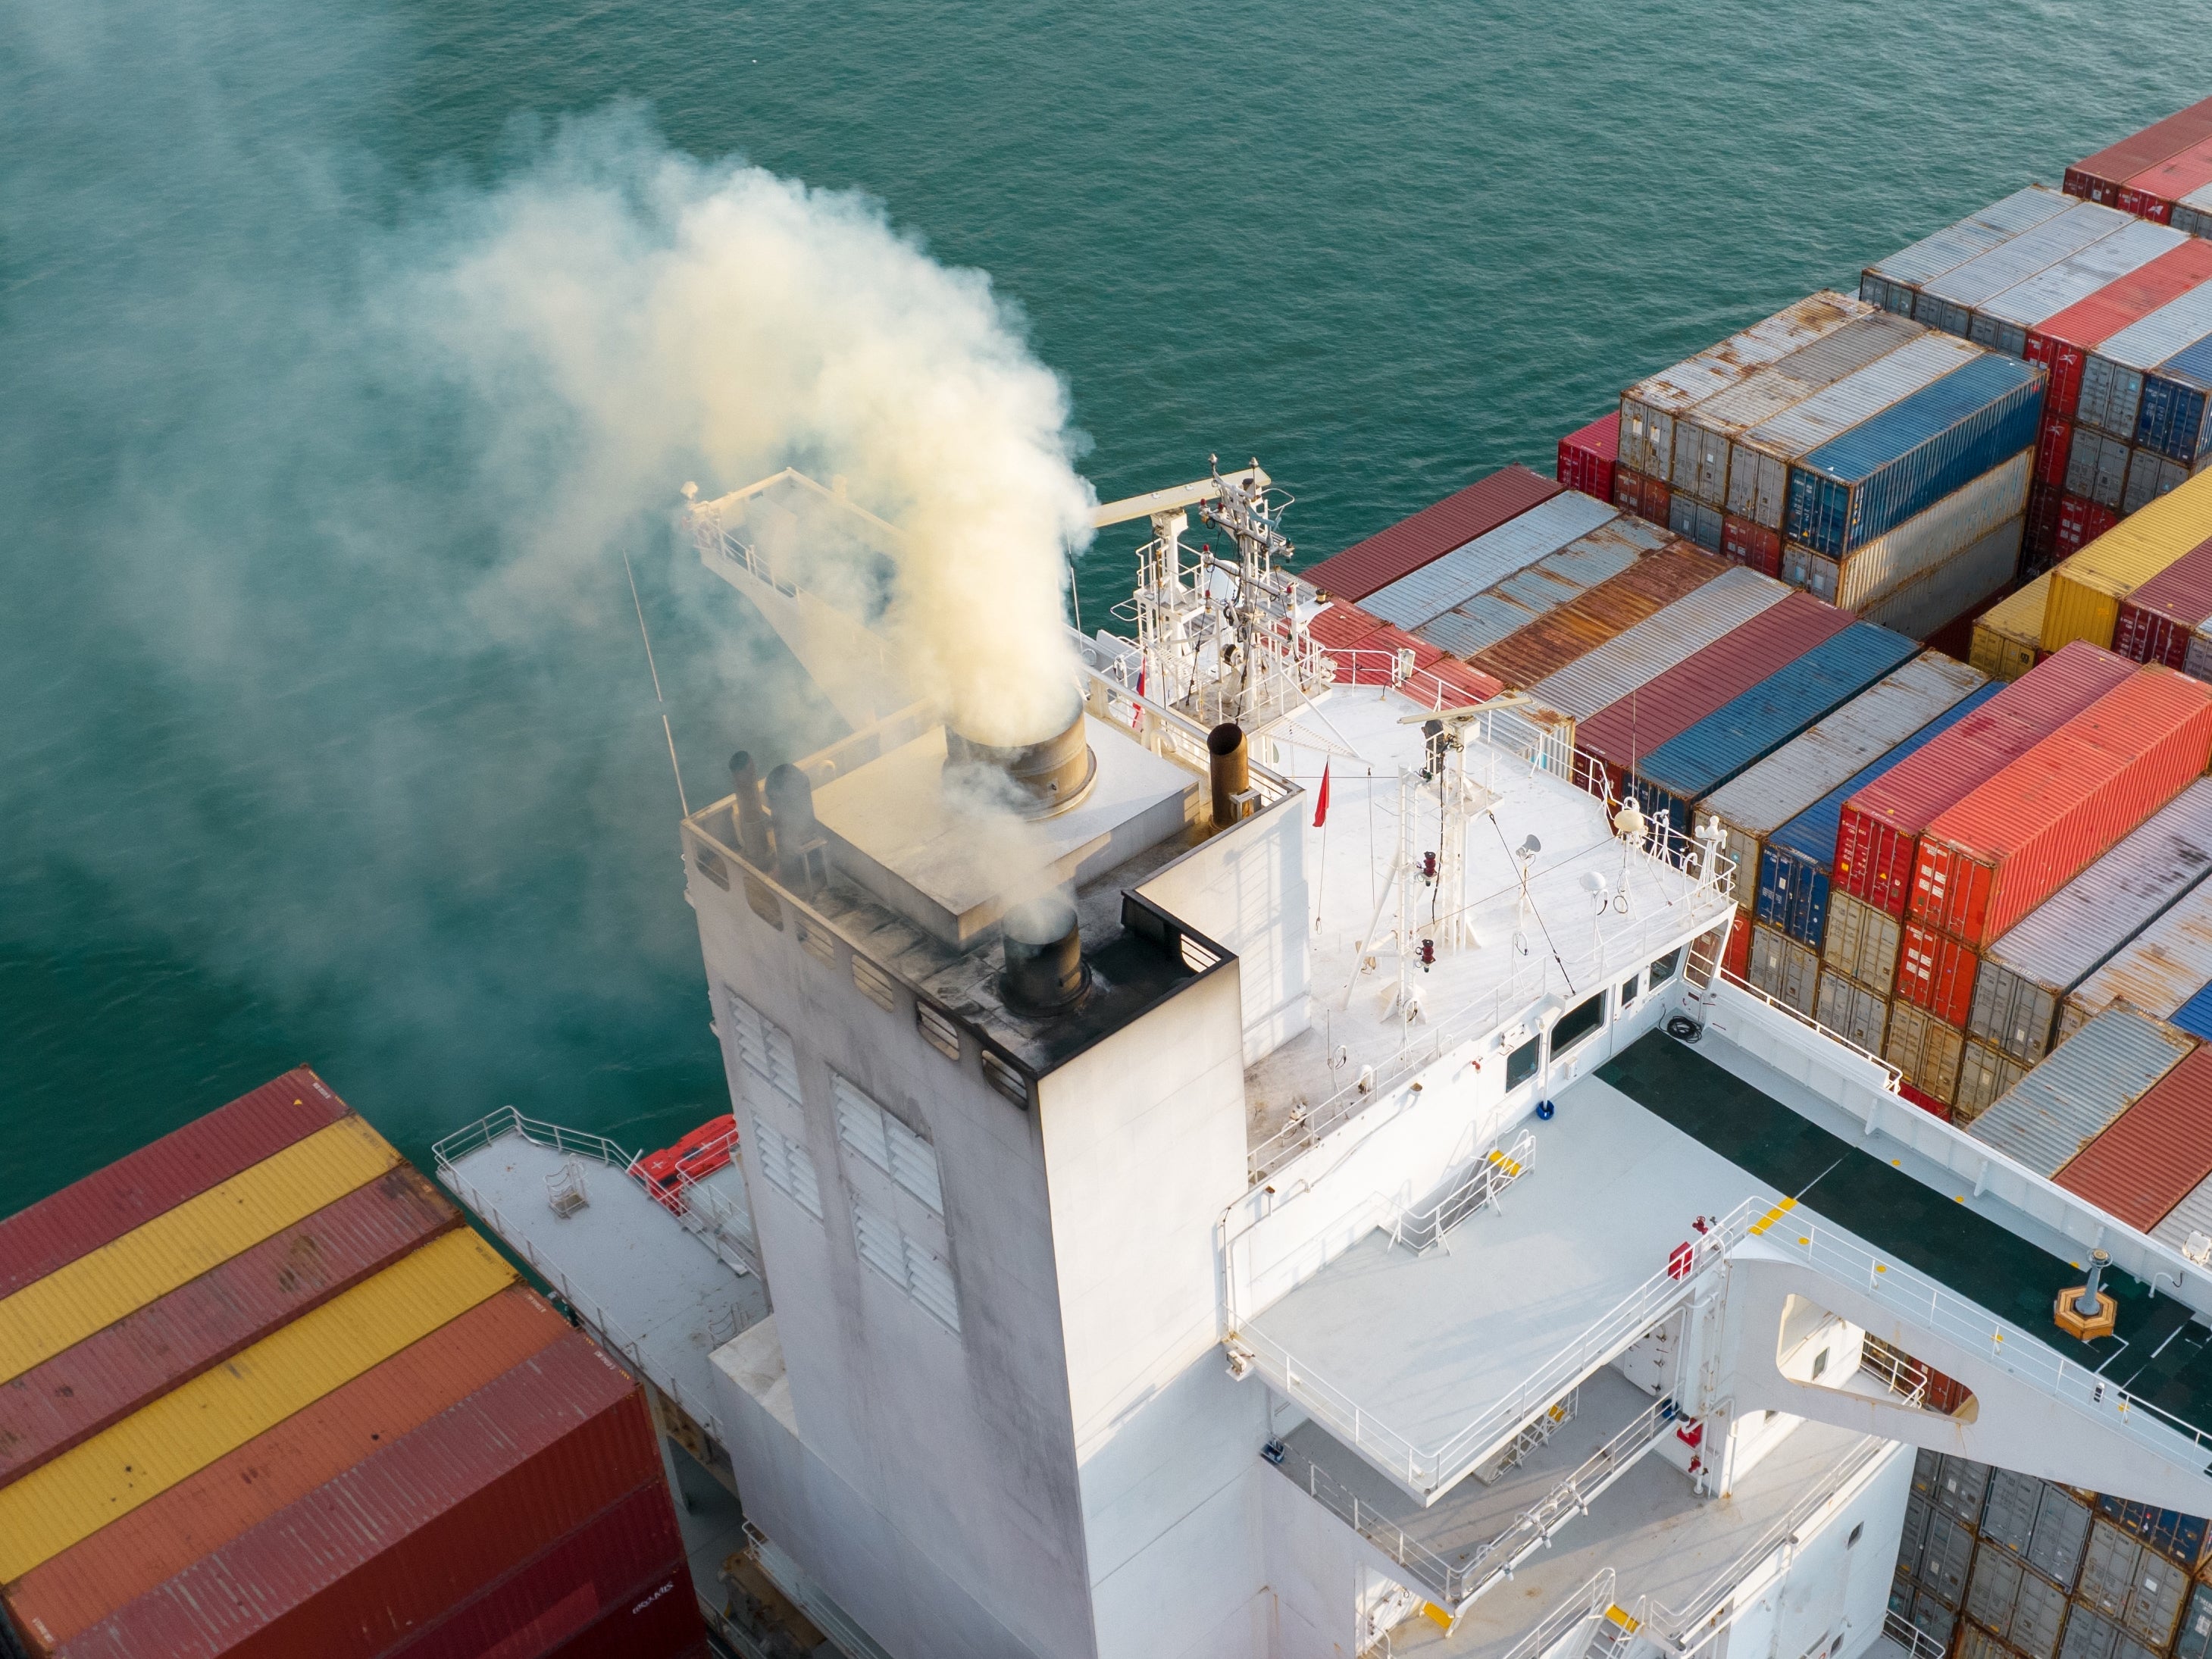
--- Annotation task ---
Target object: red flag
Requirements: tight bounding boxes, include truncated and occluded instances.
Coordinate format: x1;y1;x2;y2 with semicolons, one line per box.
1312;761;1331;828
1132;661;1147;729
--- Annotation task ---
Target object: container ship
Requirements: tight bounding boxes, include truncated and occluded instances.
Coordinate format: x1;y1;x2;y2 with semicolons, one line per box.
20;96;2212;1659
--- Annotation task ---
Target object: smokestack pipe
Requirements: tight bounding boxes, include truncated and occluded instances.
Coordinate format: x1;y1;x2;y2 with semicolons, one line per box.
944;709;1097;819
1209;722;1249;831
1001;890;1088;1014
764;763;820;892
727;750;774;868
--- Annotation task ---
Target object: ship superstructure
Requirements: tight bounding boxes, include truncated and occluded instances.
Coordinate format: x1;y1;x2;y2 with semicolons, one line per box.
430;448;2212;1659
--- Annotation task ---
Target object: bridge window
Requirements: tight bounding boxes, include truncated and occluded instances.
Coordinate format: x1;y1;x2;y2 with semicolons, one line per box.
1552;992;1605;1054
1506;1032;1541;1091
1649;947;1682;988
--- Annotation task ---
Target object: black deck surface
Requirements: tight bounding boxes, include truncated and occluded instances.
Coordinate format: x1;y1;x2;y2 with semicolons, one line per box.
1599;1030;2212;1433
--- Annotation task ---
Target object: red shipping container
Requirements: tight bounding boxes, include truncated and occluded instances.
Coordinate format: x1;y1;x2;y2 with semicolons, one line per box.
1910;667;2212;947
1308;601;1384;650
1894;922;1982;1028
1835;640;2134;916
1720;515;1782;576
1413;656;1504;709
381;1484;693;1659
2025;481;2065;562
2035;413;2075;487
50;1333;662;1659
0;1069;349;1300
8;1286;575;1647
0;1168;457;1485
1723;909;1752;983
1614;467;1672;527
2113;535;2212;669
2067;98;2212;204
1573;591;1851;799
2055;493;2122;560
1557;414;1619;499
1899;1081;1952;1122
1923;1368;1973;1415
538;1562;709;1659
2118;134;2212;222
1300;465;1560;601
2054;1044;2212;1229
2024;240;2212;418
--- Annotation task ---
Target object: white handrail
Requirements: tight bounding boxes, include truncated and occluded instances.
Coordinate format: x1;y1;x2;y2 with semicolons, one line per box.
1712;968;1902;1088
1390;1132;1535;1254
1496;1569;1618;1659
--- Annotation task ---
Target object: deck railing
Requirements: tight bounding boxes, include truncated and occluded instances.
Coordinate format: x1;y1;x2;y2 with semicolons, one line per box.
1495;1570;1617;1659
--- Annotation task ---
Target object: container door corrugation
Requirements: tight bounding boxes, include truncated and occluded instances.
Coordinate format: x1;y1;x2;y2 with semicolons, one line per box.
0;1166;458;1488
1814;969;1887;1052
1912;202;2136;331
1824;890;1906;997
1854;518;2023;642
2067;98;2212;202
1899;1493;1935;1577
1965;1005;2195;1176
2027;1486;2094;1590
1954;1040;2029;1124
2065;426;2134;506
1921;1510;1978;1605
3;1285;574;1645
0;1069;349;1303
1730;334;1984;531
1970;219;2189;356
2077;281;2212;437
1363;491;1619;631
1530;568;1791;722
1668;493;1724;550
2136;333;2212;465
1970;574;2051;681
1557;415;1619;499
1935;1454;1991;1524
1863;188;2079;312
1785;353;2044;559
1825;452;2029;612
2126;451;2212;516
1885;1001;1966;1104
1966;1548;2023;1639
1747;925;1819;1015
2054;1044;2212;1229
1896;923;1980;1027
1300;465;1562;602
1835;642;2137;917
2041;468;2212;650
1964;778;2212;1062
1909;668;2212;947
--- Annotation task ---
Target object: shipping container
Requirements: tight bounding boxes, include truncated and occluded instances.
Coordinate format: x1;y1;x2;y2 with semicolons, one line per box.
1966;1546;2025;1641
0;1068;349;1302
1815;969;1888;1053
374;1483;693;1659
1973;219;2192;359
2067;99;2212;205
1614;465;1670;525
5;1285;573;1645
2120;134;2212;222
2154;1167;2212;1260
0;1113;404;1388
1722;906;1753;984
1826;889;1907;998
1746;924;1820;1015
499;1560;706;1659
2076;283;2212;441
2138;332;2212;465
1954;1039;2030;1123
1896;922;1982;1027
1413;513;1666;659
1557;414;1619;499
0;1167;458;1485
1363;490;1619;631
0;1227;516;1580
1619;293;1873;478
48;1332;663;1659
1971;1549;2070;1659
1530;568;1793;722
1964;780;2212;1064
1730;334;1986;532
1669;493;1724;551
1855;516;2025;642
2181;1588;2212;1659
1785;352;2044;559
1938;1455;1993;1524
2042;468;2212;650
1966;1006;2195;1176
1574;591;1850;798
2114;534;2212;666
1913;201;2137;336
2026;239;2212;416
1707;655;1985;909
2176;976;2212;1041
1300;465;1562;601
2063;878;2212;1041
1923;1508;1980;1604
2184;187;2212;242
1862;186;2081;316
1628;621;1920;833
1970;574;2052;680
1469;543;1723;690
2092;1495;2210;1573
1886;1001;1967;1107
1981;1470;2043;1556
2054;1044;2212;1229
1780;451;2029;615
1307;599;1383;650
1836;642;2136;916
2029;1485;2095;1590
2054;491;2126;562
1910;666;2212;946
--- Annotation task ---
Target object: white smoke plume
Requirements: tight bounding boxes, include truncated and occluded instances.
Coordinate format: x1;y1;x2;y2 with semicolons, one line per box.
395;121;1094;747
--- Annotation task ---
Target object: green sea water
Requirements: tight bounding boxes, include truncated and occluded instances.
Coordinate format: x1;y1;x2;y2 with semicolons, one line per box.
3;0;2210;1214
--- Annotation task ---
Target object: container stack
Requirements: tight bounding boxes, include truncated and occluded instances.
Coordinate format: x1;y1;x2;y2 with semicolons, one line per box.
1888;1451;2212;1659
1307;599;1503;710
2061;878;2212;1044
1555;413;1619;499
1468;543;1727;691
1970;574;2054;681
2038;469;2212;656
2065;97;2212;208
1300;464;1562;603
0;1071;706;1659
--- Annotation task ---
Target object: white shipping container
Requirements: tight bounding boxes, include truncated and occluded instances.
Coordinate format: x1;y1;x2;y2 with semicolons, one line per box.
1528;567;1790;721
1781;452;2031;613
1969;220;2189;357
1911;201;2135;336
1861;186;2079;311
2076;281;2212;438
1852;517;2023;640
1728;334;1985;530
1816;969;1888;1053
2123;448;2211;515
2176;180;2212;242
1363;491;1619;630
2065;427;2133;508
2061;880;2212;1042
1825;889;1904;999
1749;923;1820;1015
1619;293;1871;477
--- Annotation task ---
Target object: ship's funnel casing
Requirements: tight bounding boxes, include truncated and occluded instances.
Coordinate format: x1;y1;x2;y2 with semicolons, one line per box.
1208;722;1249;831
727;750;774;868
1000;891;1089;1013
765;762;823;891
944;706;1098;819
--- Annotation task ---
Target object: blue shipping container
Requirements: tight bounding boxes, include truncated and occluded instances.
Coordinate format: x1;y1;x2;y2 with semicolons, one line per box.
1757;681;2007;947
1628;622;1922;837
1785;354;2045;558
2173;976;2212;1044
2137;332;2212;466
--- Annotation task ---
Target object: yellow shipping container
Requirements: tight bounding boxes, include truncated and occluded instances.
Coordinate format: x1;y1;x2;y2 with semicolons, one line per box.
0;1227;514;1579
2041;468;2212;652
0;1114;401;1385
1968;573;2051;682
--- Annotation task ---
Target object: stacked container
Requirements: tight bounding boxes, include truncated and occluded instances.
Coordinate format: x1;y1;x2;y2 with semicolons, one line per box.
2040;469;2212;653
2061;879;2212;1043
2066;97;2212;205
1902;199;2136;342
1363;490;1619;634
1556;414;1619;499
1526;566;1791;723
2118;136;2212;225
2051;283;2212;558
1469;543;1725;690
2113;534;2212;673
1967;1005;2196;1176
0;1070;703;1659
1300;464;1561;602
2055;1044;2212;1232
1952;781;2212;1117
1861;187;2080;318
1310;603;1504;709
1970;574;2054;681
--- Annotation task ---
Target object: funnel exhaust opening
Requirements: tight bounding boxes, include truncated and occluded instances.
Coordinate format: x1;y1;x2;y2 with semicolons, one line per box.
946;709;1098;819
1000;889;1090;1014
